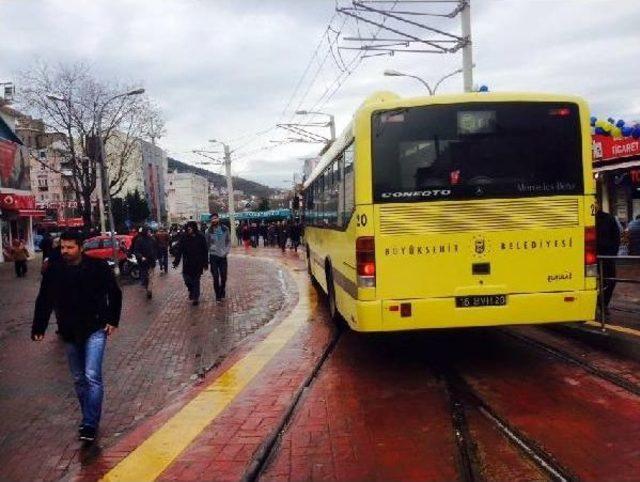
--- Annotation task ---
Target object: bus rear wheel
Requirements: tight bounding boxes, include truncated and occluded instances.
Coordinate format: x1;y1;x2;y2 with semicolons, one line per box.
326;268;340;323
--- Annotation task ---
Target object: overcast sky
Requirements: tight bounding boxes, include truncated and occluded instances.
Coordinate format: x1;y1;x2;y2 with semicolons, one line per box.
2;0;639;188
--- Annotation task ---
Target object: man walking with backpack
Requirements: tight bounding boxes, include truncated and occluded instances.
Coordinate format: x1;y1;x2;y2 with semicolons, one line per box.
206;213;231;301
31;231;122;443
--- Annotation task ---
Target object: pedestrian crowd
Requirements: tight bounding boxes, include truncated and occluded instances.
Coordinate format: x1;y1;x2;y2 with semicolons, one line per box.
235;219;302;253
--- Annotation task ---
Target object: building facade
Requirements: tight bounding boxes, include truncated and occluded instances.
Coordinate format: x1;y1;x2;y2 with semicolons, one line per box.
109;136;168;223
167;171;208;223
0;104;44;261
140;140;168;223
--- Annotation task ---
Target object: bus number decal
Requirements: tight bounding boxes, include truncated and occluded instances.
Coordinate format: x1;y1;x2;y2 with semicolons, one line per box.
590;204;597;216
356;213;368;227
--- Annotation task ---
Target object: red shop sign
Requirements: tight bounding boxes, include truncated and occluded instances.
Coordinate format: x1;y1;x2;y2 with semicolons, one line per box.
593;135;640;163
0;140;18;184
0;192;36;210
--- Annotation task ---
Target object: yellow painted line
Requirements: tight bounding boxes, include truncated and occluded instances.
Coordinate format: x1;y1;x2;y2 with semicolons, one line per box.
102;260;313;482
584;320;640;338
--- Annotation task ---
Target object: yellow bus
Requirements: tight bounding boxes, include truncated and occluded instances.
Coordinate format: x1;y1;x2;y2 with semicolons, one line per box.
302;91;597;331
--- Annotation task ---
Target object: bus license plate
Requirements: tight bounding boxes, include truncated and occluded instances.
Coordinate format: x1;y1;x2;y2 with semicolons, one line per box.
455;295;507;308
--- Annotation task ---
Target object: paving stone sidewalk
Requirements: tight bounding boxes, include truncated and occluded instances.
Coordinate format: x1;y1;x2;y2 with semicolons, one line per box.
0;249;294;482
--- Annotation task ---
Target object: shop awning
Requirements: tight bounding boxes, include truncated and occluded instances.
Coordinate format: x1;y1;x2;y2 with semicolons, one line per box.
18;209;46;218
593;159;640;173
0;115;23;145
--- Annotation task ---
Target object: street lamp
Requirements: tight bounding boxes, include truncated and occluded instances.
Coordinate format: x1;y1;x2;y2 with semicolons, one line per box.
384;67;469;96
48;88;145;275
208;139;238;245
295;110;336;142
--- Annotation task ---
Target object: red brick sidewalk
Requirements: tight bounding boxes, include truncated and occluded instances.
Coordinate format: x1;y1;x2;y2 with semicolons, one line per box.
64;249;336;481
0;249;293;482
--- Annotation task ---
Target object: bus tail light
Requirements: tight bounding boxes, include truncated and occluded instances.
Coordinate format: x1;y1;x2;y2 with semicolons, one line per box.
356;236;376;288
585;226;598;277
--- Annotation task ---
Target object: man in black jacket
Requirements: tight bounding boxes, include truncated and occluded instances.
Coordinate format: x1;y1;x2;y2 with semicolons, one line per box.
31;231;122;443
173;221;208;306
596;204;621;312
132;227;158;300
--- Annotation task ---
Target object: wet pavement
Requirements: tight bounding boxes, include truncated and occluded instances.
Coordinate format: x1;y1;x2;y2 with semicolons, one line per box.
1;249;640;481
0;250;292;482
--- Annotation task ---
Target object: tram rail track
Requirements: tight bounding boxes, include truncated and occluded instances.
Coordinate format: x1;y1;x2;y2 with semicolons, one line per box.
502;329;640;398
440;367;577;482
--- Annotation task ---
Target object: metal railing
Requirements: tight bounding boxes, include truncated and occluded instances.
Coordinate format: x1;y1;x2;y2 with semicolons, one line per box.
597;255;640;329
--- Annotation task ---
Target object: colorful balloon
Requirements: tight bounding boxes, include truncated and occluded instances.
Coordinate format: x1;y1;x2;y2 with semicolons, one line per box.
590;116;597;126
595;127;607;135
632;127;640;139
616;119;625;128
611;127;622;138
622;126;633;137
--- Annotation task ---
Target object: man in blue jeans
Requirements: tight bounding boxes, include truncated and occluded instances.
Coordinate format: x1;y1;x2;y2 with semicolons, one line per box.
205;213;231;301
31;231;122;443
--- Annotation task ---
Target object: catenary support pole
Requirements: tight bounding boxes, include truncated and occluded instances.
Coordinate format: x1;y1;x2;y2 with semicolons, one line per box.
461;0;473;92
223;144;238;246
96;165;106;233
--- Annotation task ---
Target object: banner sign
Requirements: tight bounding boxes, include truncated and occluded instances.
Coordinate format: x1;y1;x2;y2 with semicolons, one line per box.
0;192;36;210
200;209;292;222
35;200;79;209
593;134;640;163
0;140;18;185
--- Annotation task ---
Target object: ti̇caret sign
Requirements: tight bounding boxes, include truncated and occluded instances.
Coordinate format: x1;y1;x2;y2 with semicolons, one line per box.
592;134;640;164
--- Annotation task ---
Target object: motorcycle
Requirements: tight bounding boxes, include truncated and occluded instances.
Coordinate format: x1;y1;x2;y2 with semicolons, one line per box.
120;254;141;280
108;254;140;280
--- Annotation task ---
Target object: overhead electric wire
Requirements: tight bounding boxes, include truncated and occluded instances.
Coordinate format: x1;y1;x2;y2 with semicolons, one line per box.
278;10;340;121
306;0;400;121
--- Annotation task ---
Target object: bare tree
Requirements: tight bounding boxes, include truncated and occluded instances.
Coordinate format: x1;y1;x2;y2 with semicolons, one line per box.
17;61;163;226
141;100;167;145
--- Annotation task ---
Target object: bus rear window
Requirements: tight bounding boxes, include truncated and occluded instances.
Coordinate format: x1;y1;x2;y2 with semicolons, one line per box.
372;102;583;202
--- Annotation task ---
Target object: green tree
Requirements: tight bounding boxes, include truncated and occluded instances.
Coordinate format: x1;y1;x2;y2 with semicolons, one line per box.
257;197;270;211
111;197;126;232
126;189;150;223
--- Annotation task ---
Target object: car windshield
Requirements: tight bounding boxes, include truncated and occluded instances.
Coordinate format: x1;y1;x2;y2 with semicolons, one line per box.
372;102;583;202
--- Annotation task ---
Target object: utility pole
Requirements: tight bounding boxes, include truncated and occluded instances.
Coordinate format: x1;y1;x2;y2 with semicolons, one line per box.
198;140;238;246
222;143;238;246
95;163;106;233
461;0;473;92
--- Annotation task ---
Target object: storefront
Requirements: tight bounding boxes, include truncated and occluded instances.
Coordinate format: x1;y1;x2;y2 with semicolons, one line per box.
0;193;45;260
593;134;640;225
0;114;45;261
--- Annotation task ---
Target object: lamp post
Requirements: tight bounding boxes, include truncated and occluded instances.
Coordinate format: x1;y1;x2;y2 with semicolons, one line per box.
209;139;238;246
383;67;469;95
48;88;145;275
295;110;336;142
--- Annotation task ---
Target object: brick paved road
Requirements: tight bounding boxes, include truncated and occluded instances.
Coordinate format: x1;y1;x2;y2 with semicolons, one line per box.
0;249;295;482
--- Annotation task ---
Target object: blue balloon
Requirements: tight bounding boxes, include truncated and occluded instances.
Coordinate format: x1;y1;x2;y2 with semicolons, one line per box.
616;119;625;128
607;117;616;124
590;116;597;126
632;127;640;139
622;126;633;137
478;85;489;92
595;127;607;135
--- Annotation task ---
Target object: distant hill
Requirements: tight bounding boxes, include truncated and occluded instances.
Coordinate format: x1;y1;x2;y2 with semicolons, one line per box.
167;157;277;199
